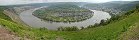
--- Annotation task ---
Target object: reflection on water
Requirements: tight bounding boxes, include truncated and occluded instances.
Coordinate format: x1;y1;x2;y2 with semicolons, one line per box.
19;7;111;30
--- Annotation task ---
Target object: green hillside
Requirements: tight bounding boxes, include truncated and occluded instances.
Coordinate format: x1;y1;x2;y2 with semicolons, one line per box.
0;6;12;21
0;6;139;40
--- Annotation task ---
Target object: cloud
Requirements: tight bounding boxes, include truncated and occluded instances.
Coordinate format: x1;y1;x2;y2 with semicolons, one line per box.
0;0;45;5
0;0;138;5
122;0;137;1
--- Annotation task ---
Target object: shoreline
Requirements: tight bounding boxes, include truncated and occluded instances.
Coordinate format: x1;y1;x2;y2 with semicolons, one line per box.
3;10;29;26
19;7;111;30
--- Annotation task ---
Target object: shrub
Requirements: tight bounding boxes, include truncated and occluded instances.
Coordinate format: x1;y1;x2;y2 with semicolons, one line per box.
57;26;79;31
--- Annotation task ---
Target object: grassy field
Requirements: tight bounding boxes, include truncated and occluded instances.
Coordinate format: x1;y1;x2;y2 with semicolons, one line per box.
0;7;139;40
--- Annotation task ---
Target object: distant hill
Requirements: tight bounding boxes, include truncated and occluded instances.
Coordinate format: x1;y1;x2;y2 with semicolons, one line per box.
0;4;139;40
2;2;89;7
3;1;139;15
83;1;139;15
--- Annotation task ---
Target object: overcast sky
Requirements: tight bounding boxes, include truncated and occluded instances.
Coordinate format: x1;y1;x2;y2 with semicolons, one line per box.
0;0;138;5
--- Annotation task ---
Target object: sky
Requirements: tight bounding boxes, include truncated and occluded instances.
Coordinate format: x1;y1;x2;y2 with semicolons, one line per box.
0;0;138;5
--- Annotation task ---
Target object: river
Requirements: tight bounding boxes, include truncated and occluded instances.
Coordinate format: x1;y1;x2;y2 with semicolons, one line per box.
19;7;111;30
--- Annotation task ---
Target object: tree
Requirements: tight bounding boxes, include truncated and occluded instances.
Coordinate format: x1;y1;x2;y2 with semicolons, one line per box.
100;19;105;25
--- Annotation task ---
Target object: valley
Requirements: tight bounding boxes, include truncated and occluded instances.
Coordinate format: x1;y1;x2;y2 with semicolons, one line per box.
0;1;139;40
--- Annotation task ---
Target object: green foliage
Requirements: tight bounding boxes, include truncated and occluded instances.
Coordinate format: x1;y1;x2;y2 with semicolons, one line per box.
0;7;12;21
33;4;93;22
39;27;48;31
57;26;79;31
0;6;139;40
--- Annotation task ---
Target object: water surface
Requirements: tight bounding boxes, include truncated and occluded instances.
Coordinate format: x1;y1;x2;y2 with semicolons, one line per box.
19;7;111;30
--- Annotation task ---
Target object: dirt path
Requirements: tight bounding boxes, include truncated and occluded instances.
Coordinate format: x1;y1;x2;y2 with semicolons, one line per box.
0;25;20;40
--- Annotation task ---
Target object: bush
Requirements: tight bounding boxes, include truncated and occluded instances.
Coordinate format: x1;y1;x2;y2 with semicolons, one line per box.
57;26;79;31
39;27;48;30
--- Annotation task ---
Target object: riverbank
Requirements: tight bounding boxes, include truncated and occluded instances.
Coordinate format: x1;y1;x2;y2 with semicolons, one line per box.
0;8;138;40
0;5;139;40
19;7;111;30
3;10;30;27
33;4;94;22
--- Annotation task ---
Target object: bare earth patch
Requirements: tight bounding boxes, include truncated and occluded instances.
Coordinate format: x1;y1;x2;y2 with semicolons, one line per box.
0;25;20;40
